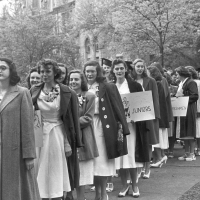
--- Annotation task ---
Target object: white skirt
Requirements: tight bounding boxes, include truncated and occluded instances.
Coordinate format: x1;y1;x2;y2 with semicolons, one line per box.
79;159;94;186
153;128;169;149
93;115;116;176
196;117;200;138
115;122;143;169
37;123;71;198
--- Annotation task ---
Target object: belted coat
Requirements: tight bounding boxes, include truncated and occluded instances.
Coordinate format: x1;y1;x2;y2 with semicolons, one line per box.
30;83;82;189
98;82;130;159
0;86;40;200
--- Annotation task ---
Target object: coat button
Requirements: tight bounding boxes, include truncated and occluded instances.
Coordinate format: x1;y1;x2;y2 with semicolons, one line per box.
101;98;104;102
104;115;107;119
102;107;105;111
106;124;110;128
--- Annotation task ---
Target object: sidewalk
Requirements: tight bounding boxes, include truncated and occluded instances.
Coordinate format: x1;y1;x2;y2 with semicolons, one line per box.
82;144;200;200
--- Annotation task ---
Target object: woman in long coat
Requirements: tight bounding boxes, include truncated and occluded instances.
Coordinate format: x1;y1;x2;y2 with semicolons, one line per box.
0;58;40;200
131;59;160;177
83;60;129;200
176;66;198;161
30;59;82;199
111;59;149;197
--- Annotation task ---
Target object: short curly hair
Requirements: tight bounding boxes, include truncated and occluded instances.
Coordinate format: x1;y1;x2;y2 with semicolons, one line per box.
0;57;20;86
37;59;61;80
175;66;191;78
185;66;198;80
68;69;88;91
26;67;40;89
147;65;163;81
131;58;148;80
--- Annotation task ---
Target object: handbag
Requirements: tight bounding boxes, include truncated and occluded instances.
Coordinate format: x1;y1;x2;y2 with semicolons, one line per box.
117;121;124;154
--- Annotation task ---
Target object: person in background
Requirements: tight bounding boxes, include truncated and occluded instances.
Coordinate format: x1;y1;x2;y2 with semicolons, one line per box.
56;63;68;85
185;66;200;156
131;58;160;178
27;67;42;89
30;59;82;200
175;66;198;161
102;58;114;83
83;60;129;200
68;70;99;200
111;59;149;198
0;57;40;200
147;65;170;167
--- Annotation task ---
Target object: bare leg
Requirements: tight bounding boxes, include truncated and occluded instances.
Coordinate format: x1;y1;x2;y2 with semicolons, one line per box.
129;168;138;193
144;145;152;175
153;148;162;162
94;176;101;200
76;186;85;200
189;139;195;153
100;177;108;200
184;140;189;153
119;169;129;191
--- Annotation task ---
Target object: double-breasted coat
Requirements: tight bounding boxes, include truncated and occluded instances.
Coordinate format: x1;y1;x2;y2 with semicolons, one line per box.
98;81;130;159
78;91;99;161
30;83;82;190
0;86;40;200
180;78;198;138
143;77;160;145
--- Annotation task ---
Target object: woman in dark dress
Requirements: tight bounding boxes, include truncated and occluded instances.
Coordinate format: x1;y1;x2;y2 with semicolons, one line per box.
175;66;198;161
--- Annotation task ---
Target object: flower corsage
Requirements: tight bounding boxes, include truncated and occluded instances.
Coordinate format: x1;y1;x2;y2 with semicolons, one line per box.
77;94;86;107
43;84;60;102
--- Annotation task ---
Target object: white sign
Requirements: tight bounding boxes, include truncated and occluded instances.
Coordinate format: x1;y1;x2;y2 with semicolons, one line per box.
171;97;189;116
121;91;155;122
34;110;43;147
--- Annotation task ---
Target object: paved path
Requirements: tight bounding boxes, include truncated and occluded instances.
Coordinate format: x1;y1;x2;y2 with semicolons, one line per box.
80;144;200;200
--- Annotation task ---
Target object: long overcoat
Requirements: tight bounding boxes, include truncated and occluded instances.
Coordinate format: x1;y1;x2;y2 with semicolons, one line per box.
126;78;150;162
143;77;160;145
98;82;130;159
180;78;198;138
0;86;40;200
30;83;82;190
78;91;99;161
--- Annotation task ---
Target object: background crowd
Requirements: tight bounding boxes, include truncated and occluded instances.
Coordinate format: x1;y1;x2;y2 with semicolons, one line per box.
0;55;200;200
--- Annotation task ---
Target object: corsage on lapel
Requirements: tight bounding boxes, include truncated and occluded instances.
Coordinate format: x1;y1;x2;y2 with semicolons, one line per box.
77;94;86;107
43;84;60;102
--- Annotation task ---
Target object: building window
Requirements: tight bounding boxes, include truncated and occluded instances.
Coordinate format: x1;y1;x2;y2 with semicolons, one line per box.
85;38;90;54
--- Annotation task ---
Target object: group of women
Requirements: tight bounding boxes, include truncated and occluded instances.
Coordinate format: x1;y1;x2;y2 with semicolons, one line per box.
0;56;199;200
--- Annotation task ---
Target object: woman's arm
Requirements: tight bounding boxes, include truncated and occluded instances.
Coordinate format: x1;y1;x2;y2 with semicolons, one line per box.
185;81;199;103
79;92;95;129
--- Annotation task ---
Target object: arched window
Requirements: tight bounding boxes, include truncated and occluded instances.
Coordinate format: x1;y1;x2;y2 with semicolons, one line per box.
85;38;90;54
94;36;99;52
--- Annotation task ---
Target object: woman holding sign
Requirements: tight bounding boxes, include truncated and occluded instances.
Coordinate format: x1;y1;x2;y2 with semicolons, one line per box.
83;60;129;200
175;66;198;161
111;59;150;198
131;59;160;177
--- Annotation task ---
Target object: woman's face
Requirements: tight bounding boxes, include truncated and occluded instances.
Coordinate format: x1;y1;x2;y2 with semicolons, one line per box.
176;72;181;81
113;63;126;79
85;65;97;84
102;64;111;77
30;71;41;87
134;61;145;76
40;65;55;83
57;66;67;83
69;73;82;91
0;61;10;82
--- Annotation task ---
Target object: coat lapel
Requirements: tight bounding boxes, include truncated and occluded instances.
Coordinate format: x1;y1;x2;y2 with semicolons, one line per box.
60;84;72;116
0;86;19;113
99;82;106;99
31;83;44;106
143;77;150;90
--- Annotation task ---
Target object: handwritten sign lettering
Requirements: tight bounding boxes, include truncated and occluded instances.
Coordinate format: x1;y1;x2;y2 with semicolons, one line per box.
121;91;155;122
171;97;189;116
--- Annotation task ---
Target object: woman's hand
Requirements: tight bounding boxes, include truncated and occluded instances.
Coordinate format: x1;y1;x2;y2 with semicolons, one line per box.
65;150;72;157
25;158;34;170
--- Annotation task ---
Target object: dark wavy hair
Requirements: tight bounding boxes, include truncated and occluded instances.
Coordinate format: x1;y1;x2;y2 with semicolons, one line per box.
147;65;163;82
83;60;105;83
68;70;88;92
0;58;20;86
26;67;40;89
175;66;191;78
131;58;148;80
110;59;132;83
150;62;164;76
185;66;198;80
37;59;61;80
57;63;68;85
